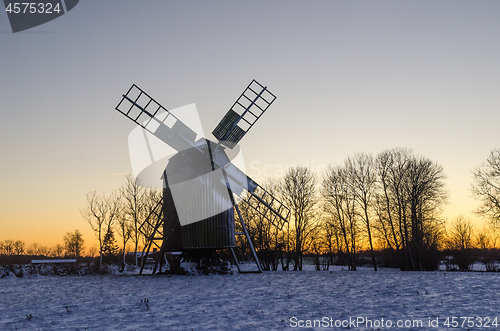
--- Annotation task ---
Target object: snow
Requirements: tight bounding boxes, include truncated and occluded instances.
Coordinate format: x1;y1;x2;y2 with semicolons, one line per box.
1;266;500;330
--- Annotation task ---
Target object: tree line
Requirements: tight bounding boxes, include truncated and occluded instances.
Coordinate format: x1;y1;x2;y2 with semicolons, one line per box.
1;175;162;269
0;230;84;263
240;147;500;272
4;147;500;272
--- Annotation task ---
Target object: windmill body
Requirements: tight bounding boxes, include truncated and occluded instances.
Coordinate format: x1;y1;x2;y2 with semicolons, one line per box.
162;138;235;252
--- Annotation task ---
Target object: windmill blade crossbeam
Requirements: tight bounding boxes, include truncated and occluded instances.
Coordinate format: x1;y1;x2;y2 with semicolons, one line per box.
116;84;202;153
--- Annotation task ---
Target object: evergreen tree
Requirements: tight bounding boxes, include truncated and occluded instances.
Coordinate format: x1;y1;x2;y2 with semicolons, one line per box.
102;227;119;258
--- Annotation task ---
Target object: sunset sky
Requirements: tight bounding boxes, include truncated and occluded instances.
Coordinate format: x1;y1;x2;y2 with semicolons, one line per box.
1;1;500;250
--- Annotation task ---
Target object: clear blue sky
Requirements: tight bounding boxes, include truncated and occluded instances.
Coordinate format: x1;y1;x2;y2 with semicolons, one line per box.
1;1;499;247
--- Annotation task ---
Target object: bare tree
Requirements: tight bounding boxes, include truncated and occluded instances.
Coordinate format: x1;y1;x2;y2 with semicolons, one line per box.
446;216;474;250
322;217;345;267
81;191;121;267
445;216;475;271
322;164;359;270
26;243;44;255
374;148;447;271
51;244;65;258
475;223;499;271
1;240;15;256
280;166;318;271
475;224;496;249
0;240;25;256
375;148;413;270
120;175;147;266
116;211;133;267
64;230;85;260
309;216;341;271
13;240;25;255
88;246;98;258
472;149;500;228
406;154;447;270
346;153;378;271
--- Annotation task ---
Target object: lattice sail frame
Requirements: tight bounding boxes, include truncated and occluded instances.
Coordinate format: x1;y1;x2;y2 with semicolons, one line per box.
219;163;290;230
116;84;199;153
238;184;290;231
212;80;277;149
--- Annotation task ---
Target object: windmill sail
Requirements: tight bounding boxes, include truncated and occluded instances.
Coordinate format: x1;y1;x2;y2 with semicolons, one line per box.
210;150;289;230
225;172;290;230
212;80;276;149
116;84;202;153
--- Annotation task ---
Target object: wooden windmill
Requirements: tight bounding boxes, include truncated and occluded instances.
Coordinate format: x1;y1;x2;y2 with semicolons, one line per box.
115;80;290;274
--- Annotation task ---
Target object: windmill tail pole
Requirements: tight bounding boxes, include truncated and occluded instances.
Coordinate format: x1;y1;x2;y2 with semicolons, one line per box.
219;166;263;273
233;201;263;272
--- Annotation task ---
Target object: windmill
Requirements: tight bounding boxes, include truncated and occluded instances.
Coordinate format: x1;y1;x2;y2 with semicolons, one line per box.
115;80;290;274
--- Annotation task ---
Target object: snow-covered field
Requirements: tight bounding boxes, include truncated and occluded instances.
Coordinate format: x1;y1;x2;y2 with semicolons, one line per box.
1;266;500;330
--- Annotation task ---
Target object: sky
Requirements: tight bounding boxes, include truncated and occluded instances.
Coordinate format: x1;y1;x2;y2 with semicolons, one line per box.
1;1;499;249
